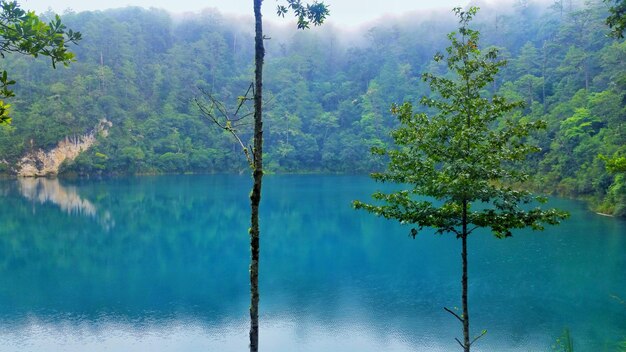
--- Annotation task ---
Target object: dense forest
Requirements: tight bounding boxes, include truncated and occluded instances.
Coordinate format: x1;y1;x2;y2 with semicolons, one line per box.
0;0;624;216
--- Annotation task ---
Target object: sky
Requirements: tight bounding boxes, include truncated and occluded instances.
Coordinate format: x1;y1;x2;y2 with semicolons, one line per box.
20;0;471;27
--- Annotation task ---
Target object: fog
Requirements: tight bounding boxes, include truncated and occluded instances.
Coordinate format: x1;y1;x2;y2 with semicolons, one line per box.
26;0;470;27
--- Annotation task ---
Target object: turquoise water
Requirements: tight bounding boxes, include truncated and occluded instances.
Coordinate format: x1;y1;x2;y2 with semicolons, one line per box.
0;175;624;351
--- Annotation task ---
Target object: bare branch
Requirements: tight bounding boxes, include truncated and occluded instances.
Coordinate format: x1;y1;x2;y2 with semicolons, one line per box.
214;98;229;118
197;87;229;120
195;97;227;129
263;91;276;108
234;82;254;116
454;337;464;349
444;307;464;323
195;85;255;168
470;330;487;346
231;111;254;123
227;129;253;168
200;88;229;120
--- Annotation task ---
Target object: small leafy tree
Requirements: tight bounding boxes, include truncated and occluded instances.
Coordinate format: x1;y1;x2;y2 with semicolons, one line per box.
0;1;81;124
354;7;568;352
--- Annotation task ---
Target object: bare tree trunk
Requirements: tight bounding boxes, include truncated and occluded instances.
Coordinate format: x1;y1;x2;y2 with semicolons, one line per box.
249;1;264;351
462;200;470;352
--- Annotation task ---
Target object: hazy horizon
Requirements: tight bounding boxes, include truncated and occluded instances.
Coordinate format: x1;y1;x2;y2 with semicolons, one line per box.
22;0;475;26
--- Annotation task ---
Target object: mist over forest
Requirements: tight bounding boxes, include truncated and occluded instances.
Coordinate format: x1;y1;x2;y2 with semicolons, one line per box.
0;0;624;216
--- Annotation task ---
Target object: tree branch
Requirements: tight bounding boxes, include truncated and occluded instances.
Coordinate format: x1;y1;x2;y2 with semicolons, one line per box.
195;86;255;168
229;129;253;168
264;91;276;108
470;329;487;346
444;307;464;323
455;337;464;348
230;111;254;123
195;97;226;129
234;82;254;116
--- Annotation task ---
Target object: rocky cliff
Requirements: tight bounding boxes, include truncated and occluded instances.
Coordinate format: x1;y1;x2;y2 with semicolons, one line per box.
17;119;112;177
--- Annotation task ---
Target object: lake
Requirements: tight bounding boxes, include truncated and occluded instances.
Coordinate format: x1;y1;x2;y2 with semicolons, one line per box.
0;175;624;351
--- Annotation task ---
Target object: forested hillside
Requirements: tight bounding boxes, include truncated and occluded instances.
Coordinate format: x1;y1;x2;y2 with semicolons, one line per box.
0;0;624;216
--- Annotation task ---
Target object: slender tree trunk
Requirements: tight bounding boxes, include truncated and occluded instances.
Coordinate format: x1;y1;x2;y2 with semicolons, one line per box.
462;200;470;352
461;54;472;350
249;0;264;351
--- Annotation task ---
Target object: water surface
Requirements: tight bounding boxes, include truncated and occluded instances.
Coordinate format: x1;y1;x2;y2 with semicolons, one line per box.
0;175;624;351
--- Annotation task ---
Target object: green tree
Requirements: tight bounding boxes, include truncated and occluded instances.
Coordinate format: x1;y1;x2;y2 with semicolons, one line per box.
354;7;567;351
599;153;626;216
603;154;626;173
0;1;81;124
605;0;626;38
